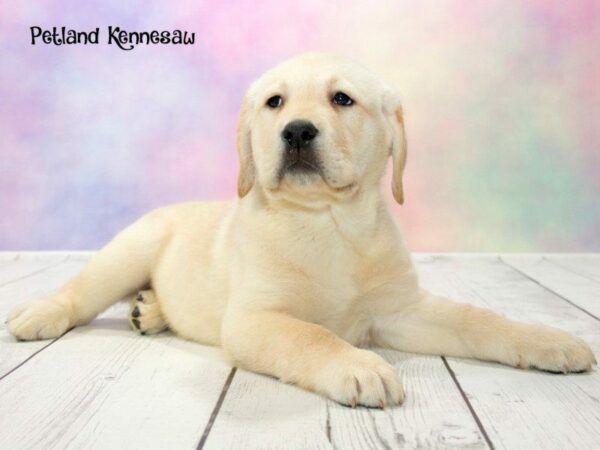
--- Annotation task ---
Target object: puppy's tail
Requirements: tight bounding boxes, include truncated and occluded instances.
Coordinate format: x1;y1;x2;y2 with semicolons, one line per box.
60;210;170;326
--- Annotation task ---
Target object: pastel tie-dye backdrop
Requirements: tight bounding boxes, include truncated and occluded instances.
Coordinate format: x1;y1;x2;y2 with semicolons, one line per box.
1;0;598;251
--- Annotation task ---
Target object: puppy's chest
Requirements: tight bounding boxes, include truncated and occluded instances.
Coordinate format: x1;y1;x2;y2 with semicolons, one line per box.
269;211;402;318
293;230;390;304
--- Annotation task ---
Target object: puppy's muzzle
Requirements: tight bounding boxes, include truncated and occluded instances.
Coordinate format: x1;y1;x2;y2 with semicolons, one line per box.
281;120;320;174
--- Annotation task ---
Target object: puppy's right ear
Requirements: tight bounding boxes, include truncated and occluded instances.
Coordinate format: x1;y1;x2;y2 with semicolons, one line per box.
237;95;255;198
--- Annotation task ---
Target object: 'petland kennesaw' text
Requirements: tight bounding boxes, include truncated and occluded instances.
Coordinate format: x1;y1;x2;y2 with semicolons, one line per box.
30;26;195;51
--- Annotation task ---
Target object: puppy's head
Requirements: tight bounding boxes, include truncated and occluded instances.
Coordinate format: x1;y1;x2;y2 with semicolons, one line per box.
237;53;407;205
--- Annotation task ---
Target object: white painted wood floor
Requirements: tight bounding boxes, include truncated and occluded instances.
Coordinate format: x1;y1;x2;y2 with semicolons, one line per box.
0;253;599;450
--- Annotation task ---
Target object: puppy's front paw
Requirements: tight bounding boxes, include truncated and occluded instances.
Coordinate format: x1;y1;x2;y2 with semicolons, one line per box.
510;326;596;373
318;349;404;408
7;299;71;341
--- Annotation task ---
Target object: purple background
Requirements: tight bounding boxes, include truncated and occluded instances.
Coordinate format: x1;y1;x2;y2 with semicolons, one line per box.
1;0;598;251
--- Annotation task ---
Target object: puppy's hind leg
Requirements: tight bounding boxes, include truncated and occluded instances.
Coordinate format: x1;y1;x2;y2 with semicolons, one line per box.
8;212;171;341
129;290;168;335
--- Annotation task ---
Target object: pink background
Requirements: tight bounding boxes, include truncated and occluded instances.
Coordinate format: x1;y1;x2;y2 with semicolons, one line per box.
1;0;598;251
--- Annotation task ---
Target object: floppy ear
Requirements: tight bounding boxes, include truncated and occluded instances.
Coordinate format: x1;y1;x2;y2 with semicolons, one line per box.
236;95;255;198
384;93;408;205
390;106;407;204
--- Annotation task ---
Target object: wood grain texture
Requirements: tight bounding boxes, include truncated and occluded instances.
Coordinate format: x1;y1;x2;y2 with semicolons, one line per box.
414;255;600;450
204;368;332;450
546;254;600;283
0;254;92;376
0;253;71;286
502;254;600;318
328;350;487;449
207;349;487;449
0;326;231;449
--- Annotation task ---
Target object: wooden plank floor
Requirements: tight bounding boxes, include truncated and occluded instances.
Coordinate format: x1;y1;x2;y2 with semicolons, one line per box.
0;253;598;450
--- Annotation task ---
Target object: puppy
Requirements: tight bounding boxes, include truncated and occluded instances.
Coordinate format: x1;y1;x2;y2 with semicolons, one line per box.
8;53;596;408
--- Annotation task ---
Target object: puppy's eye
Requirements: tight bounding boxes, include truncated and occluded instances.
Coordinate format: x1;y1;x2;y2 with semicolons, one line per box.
266;95;283;108
332;92;353;106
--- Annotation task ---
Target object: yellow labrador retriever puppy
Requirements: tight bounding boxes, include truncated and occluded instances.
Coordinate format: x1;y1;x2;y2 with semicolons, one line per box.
8;53;596;408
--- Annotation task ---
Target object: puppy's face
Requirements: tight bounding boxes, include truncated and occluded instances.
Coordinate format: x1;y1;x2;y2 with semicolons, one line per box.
237;53;407;206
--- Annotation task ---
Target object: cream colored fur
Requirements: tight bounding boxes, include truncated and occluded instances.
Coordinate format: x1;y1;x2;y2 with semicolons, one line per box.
8;53;596;408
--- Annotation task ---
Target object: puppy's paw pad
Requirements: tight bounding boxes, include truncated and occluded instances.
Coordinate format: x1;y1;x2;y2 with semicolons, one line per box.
7;299;71;341
129;290;167;335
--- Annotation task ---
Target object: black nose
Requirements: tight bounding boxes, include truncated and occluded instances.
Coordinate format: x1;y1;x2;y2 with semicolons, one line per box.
281;120;319;149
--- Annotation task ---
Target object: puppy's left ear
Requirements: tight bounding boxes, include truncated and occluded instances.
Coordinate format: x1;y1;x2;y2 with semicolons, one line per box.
384;90;408;205
236;95;255;198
